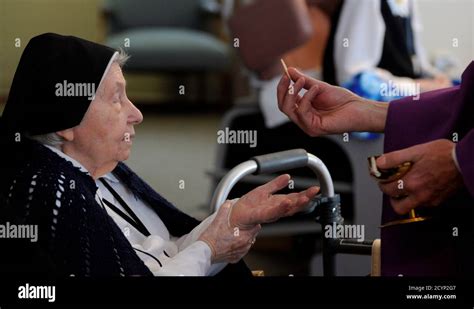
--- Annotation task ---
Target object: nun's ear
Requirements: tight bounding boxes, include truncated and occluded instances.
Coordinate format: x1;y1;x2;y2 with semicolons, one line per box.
56;128;74;142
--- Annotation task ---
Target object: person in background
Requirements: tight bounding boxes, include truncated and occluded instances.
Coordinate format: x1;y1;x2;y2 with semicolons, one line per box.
323;0;453;102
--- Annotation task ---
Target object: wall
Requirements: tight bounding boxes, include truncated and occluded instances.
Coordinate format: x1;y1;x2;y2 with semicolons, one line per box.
417;0;473;73
0;0;103;99
1;0;473;101
0;0;225;104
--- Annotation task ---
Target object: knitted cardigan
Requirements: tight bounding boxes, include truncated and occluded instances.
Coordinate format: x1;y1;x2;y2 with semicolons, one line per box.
0;139;251;277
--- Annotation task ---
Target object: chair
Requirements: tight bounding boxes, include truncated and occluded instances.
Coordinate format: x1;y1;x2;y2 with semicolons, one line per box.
102;0;234;104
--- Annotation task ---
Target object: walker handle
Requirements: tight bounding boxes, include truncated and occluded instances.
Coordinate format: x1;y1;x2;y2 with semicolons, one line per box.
210;149;335;212
251;149;308;174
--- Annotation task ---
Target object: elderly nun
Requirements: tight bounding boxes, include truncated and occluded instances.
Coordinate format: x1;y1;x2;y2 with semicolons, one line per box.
0;33;319;277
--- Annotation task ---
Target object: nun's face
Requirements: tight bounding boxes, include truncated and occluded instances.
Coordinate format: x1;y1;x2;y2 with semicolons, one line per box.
60;63;143;178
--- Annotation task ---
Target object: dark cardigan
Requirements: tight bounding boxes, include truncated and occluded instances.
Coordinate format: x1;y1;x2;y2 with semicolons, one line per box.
0;139;251;277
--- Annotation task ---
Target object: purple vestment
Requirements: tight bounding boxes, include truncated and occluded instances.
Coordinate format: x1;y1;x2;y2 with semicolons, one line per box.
381;61;474;277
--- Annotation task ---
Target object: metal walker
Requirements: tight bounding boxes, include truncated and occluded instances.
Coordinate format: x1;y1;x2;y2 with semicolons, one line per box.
210;149;375;276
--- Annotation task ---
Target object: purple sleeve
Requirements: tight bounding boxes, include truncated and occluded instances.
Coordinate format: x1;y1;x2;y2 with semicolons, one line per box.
384;62;474;197
384;86;462;152
384;62;474;196
384;86;474;193
456;130;474;196
385;86;474;198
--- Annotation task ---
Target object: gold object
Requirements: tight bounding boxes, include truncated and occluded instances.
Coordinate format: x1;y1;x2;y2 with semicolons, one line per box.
252;270;265;277
368;155;431;227
380;209;431;228
367;156;412;183
371;239;381;277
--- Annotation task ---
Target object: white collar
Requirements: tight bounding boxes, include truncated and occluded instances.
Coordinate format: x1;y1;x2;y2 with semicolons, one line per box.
43;144;92;176
42;144;120;183
101;172;120;183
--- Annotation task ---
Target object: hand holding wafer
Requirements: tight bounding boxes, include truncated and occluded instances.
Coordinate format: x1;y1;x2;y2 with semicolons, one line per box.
280;59;292;81
277;67;369;137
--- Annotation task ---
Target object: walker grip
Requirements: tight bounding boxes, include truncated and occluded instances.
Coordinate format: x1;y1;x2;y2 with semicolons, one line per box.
251;149;308;174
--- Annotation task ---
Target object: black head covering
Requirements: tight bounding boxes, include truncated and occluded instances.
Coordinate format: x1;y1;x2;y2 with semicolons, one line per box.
0;33;117;138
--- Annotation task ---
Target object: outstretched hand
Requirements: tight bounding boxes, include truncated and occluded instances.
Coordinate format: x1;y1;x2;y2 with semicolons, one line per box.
229;174;320;228
200;175;319;264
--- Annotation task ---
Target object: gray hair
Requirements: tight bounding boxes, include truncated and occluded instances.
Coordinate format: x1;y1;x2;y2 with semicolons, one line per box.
28;50;130;149
27;132;65;149
115;48;130;68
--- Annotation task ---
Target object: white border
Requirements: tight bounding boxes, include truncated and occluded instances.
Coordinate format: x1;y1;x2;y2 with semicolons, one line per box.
95;51;119;99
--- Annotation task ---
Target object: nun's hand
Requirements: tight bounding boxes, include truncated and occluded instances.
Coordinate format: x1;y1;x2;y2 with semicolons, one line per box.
277;67;388;136
376;139;464;215
229;174;320;229
199;200;261;264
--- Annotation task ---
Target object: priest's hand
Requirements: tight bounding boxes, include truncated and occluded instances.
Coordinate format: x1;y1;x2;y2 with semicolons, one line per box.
277;67;388;136
376;139;465;214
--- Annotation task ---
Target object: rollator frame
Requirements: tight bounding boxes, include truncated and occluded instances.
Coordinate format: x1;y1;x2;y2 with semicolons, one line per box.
210;149;374;277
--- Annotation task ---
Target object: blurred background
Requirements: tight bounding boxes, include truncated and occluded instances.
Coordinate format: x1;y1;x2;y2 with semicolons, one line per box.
0;0;472;276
